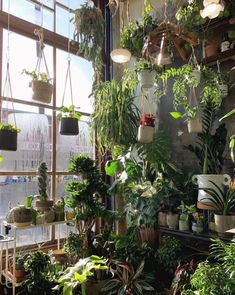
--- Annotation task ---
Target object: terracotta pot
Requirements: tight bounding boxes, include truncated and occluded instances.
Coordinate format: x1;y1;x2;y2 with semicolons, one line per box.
205;43;219;58
166;213;179;230
14;269;26;282
0;130;18;151
35;200;54;212
31;80;53;103
137;70;155;88
158;212;167;227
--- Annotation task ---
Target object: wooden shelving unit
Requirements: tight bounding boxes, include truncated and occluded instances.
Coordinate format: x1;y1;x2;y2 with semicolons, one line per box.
202;48;235;66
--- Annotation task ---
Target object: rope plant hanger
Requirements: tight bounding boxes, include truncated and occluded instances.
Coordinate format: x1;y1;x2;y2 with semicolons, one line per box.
0;0;20;152
58;1;81;136
22;1;53;104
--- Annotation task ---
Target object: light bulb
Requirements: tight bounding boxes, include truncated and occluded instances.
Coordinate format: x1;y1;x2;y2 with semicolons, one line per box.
200;1;224;19
110;48;131;63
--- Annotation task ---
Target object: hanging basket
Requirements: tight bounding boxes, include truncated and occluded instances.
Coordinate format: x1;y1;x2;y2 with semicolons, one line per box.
31;80;53;103
0;130;18;151
137;114;155;143
60;117;79;136
187;118;202;134
137;70;156;88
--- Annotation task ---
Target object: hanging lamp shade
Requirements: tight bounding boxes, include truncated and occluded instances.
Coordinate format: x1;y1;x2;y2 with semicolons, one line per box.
200;0;224;19
110;48;131;63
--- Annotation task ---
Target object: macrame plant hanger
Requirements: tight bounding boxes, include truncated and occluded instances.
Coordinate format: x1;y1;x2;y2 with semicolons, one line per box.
188;87;203;134
59;0;79;136
0;0;18;151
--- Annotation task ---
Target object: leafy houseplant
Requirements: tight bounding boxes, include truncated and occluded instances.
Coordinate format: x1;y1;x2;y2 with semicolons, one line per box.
178;202;196;231
191;212;204;233
12;205;33;227
91;79;140;154
202;181;235;235
35;162;54;222
57;105;81;136
22;69;53;103
55;255;107;295
63;232;86;265
102;260;155;295
73;1;104;88
0;123;20;151
53;198;65;221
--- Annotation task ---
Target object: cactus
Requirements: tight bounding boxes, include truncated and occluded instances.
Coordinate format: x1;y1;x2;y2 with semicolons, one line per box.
37;162;49;201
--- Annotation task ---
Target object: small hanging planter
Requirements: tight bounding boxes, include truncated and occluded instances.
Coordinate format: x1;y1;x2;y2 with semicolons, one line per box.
137;114;155;144
188;47;201;84
58;106;81;136
31;80;53;103
187;118;202;134
137;70;156;88
0;124;20;151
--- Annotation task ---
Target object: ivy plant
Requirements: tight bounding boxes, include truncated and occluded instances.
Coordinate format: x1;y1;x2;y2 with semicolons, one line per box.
57;105;81;121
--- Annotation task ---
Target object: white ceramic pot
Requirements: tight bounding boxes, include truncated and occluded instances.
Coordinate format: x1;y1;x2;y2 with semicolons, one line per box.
187;118;202;134
218;84;228;98
179;220;189;231
214;214;235;235
137;125;155;143
137;70;155;88
192;174;231;208
191;69;201;84
192;222;203;233
166;213;179;230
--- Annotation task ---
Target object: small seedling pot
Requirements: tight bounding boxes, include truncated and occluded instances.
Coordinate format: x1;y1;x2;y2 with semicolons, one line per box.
0;130;17;151
60;117;79;136
31;80;53;104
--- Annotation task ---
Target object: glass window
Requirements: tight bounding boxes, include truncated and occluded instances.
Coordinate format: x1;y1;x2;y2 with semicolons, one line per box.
56;0;86;10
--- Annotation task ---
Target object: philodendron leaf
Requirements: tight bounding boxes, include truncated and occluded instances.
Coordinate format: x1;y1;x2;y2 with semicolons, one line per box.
170;111;182;119
105;160;119;177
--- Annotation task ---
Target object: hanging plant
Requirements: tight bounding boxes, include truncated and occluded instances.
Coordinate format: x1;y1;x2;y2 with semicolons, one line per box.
137;114;155;144
0;124;20;151
73;1;104;87
57;105;81;136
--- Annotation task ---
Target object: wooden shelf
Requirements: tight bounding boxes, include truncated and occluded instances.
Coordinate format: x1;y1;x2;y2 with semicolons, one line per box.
158;226;233;242
3;220;74;231
202;48;235;66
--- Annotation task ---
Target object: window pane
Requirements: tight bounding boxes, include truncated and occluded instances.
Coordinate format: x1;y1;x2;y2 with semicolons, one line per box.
56;49;94;113
2;31;53;104
56;5;75;38
2;0;54;31
0;107;52;171
56;118;94;171
56;0;86;10
0;176;51;247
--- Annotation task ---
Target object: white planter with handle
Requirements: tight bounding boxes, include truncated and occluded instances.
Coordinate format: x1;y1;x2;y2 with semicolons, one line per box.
214;214;235;236
137;70;155;88
192;174;231;209
137;125;155;143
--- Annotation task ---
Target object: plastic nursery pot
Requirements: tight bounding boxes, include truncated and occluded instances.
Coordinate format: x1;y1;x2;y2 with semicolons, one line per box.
137;70;156;88
31;80;53;104
0;130;17;151
187;118;202;134
60;117;79;136
205;43;219;58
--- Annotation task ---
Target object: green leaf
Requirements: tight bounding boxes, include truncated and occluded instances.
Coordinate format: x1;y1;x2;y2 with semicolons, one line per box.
105;160;119;177
170;111;182;119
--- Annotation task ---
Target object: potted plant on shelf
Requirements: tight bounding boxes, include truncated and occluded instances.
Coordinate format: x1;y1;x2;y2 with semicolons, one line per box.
0;123;20;151
202;181;235;236
13;205;33;227
137;114;155;144
9;254;28;282
57;105;81;136
191;212;204;233
178;202;196;231
35;162;55;223
53;198;65;221
22;69;53;104
166;199;180;230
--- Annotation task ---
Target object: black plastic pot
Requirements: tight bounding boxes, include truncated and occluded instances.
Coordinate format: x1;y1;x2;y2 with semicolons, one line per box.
0;130;18;151
60;117;79;136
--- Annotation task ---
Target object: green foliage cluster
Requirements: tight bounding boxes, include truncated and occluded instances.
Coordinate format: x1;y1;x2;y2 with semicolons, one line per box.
22;69;51;83
0;123;21;133
57;105;81;121
64;232;87;265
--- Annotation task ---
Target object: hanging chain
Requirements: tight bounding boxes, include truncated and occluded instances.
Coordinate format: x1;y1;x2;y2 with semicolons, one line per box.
1;0;16;126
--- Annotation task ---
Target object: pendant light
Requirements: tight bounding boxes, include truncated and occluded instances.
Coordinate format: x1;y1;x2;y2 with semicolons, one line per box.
200;0;224;19
110;0;131;63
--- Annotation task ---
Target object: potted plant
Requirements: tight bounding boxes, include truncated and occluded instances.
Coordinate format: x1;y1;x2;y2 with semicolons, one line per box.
63;232;86;265
137;114;155;144
0;123;20;151
178;202;196;231
13;205;32;227
22;69;53;104
72;1;104;87
57;105;81;136
35;162;55;222
202;181;235;236
102;260;155;295
53;198;65;221
191;212;204;233
9;254;28;282
136;58;157;89
166;199;180;230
